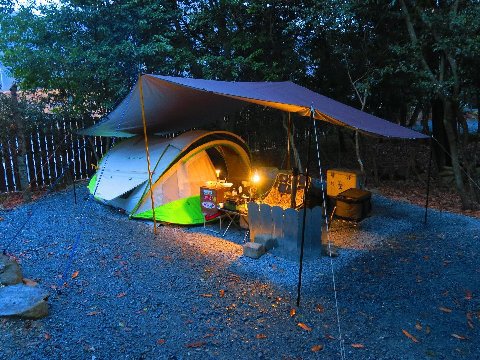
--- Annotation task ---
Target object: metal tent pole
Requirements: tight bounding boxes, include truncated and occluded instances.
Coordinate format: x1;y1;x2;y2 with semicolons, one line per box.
424;136;433;224
139;74;157;234
296;106;314;307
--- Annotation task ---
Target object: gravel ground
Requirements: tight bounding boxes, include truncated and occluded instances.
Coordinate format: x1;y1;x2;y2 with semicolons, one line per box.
0;183;479;360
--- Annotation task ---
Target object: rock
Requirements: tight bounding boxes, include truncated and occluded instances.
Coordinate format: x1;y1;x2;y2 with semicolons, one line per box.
0;254;23;285
254;234;276;251
0;284;49;319
243;242;265;259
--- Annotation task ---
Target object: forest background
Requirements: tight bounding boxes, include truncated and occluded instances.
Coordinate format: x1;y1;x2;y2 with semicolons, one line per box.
0;0;479;214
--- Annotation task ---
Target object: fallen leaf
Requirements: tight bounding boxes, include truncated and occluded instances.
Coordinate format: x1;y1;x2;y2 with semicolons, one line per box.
315;304;325;313
256;333;267;339
156;339;165;345
71;271;79;279
298;323;312;331
415;322;422;331
402;329;419;343
451;333;467;340
22;278;38;287
185;341;206;348
203;333;214;338
200;293;213;298
465;290;473;300
351;343;365;348
311;344;324;352
425;325;431;334
290;308;296;317
439;306;452;313
219;289;225;298
87;311;100;316
116;292;126;298
44;333;51;340
325;334;335;340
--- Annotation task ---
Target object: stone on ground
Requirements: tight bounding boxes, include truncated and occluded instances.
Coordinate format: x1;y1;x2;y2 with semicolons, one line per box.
254;234;276;250
0;254;23;285
0;284;49;319
243;242;265;259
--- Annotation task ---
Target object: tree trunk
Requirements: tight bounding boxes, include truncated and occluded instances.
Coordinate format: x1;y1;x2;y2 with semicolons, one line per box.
10;84;31;202
443;99;471;209
431;98;450;168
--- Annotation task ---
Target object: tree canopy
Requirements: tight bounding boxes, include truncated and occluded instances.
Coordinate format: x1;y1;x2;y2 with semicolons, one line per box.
1;0;480;205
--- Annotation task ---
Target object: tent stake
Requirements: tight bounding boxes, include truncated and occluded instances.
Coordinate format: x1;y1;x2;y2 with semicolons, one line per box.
296;107;314;307
139;74;157;234
424;136;433;224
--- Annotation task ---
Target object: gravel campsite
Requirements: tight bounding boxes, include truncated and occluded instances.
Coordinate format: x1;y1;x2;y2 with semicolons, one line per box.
0;184;479;360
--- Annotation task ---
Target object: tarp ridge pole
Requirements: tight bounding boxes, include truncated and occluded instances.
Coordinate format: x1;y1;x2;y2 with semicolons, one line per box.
138;73;157;234
424;136;433;224
296;106;314;307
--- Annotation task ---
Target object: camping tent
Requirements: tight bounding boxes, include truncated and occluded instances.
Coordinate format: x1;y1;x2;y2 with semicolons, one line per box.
88;130;251;225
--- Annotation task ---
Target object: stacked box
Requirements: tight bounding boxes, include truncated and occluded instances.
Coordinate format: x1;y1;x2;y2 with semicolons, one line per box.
335;188;372;221
326;168;364;197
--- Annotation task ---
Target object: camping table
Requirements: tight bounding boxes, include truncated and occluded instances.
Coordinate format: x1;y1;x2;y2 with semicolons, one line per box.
218;208;249;241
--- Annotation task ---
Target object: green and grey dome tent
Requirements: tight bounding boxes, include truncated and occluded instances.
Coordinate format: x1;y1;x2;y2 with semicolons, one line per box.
88;130;251;225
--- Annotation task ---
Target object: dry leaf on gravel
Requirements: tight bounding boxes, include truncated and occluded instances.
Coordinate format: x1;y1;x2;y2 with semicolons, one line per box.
87;311;100;316
44;333;51;340
290;308;296;317
465;290;473;300
156;339;165;345
425;325;431;334
402;329;419;343
315;304;325;313
451;333;467;340
116;292;126;298
185;341;206;348
439;306;452;313
71;271;79;279
256;333;267;339
201;293;213;298
219;290;225;297
415;322;422;331
311;344;324;352
22;278;38;287
297;323;312;331
351;343;365;348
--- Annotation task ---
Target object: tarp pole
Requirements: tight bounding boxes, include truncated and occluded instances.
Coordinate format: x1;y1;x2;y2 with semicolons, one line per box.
139;74;157;234
296;106;314;307
424;137;433;224
287;112;291;170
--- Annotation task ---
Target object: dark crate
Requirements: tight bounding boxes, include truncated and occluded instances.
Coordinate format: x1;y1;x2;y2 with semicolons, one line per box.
334;188;372;221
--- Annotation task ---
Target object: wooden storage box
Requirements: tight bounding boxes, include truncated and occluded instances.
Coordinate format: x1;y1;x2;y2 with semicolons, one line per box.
335;188;371;221
326;168;364;197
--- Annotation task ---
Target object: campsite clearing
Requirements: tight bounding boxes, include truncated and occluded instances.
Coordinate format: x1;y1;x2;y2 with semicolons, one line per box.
0;184;479;359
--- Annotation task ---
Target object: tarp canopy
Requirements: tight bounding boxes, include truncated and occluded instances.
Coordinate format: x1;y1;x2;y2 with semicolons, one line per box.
81;74;428;139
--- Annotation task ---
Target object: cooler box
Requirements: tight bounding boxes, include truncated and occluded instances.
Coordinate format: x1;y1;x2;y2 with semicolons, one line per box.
200;186;226;220
335;188;371;221
326;168;364;197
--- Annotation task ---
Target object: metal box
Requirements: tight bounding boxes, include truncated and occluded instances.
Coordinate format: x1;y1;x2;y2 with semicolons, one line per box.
326;168;364;197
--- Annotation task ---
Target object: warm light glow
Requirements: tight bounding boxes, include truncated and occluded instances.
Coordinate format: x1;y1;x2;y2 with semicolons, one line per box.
252;172;260;184
215;169;221;179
